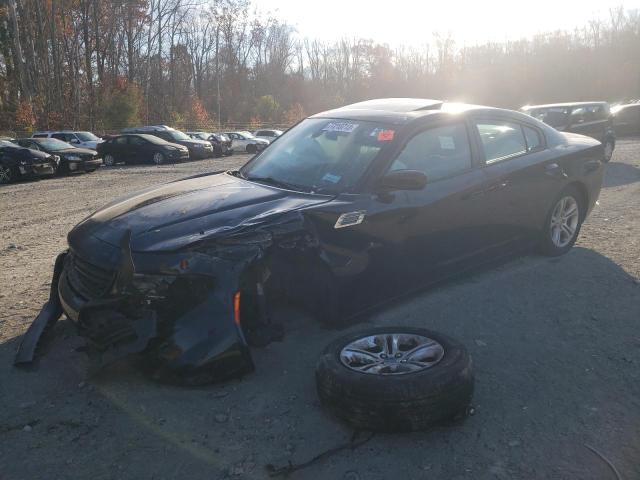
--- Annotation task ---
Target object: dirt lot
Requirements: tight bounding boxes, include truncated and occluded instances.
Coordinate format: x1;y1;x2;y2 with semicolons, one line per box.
1;142;639;480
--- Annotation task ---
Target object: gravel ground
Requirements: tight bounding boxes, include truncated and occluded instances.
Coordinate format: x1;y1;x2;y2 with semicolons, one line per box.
1;142;639;480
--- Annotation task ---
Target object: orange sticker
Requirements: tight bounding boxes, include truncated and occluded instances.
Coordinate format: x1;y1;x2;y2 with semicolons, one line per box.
377;130;395;141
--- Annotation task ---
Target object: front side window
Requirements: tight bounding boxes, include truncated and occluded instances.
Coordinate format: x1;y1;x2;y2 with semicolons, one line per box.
389;124;472;181
115;136;128;145
477;122;527;163
240;118;394;193
529;107;571;129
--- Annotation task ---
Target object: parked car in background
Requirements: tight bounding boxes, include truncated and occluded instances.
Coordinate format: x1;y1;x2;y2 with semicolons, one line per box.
97;134;189;166
122;126;213;159
521;102;616;161
186;131;234;157
16;138;101;174
253;129;283;143
224;131;269;153
32;131;104;150
0;139;56;184
611;103;640;136
21;98;606;384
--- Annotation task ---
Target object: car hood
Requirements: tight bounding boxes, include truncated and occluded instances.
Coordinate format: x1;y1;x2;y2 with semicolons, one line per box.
3;146;51;161
69;173;332;253
55;147;97;156
178;139;211;147
80;140;103;149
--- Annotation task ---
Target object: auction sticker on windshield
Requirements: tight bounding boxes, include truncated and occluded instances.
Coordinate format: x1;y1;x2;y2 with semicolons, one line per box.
322;122;359;133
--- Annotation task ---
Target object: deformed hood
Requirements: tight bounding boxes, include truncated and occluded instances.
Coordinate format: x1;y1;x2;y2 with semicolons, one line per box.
69;172;331;252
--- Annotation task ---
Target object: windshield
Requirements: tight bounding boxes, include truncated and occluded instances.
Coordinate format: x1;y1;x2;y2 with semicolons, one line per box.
527;107;571;128
240;118;394;193
35;138;74;151
191;132;209;140
168;130;191;141
76;131;100;141
239;131;256;139
0;140;19;148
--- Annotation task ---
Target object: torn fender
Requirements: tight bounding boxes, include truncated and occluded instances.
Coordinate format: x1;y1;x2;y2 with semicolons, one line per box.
14;252;67;366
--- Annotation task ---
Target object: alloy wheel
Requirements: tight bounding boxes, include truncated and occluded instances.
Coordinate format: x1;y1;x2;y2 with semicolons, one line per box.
550;196;580;248
340;333;445;375
153;152;164;165
104;154;115;167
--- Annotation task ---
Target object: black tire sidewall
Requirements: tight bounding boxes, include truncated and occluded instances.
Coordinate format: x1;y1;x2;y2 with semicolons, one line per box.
316;327;474;432
603;140;614;162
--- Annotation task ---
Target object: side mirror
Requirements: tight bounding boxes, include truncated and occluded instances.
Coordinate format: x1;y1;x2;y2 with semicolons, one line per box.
376;169;427;191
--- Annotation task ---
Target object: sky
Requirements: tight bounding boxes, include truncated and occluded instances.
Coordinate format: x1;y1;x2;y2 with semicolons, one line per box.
256;0;640;47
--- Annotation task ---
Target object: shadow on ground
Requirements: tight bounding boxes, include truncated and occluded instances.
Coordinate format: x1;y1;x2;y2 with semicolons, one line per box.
1;247;639;479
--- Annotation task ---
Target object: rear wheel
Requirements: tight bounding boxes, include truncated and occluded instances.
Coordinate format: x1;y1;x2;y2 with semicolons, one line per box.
246;144;257;154
103;154;116;167
153;152;165;165
539;186;584;256
0;164;16;184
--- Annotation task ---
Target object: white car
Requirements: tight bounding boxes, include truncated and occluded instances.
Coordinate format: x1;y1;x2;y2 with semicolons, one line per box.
224;131;269;153
32;131;104;150
253;129;283;143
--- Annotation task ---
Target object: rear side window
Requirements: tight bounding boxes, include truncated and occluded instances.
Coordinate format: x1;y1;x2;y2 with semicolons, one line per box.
585;105;608;121
129;136;147;146
115;137;128;145
390;123;472;181
523;126;542;152
33;133;48;138
476;122;527;163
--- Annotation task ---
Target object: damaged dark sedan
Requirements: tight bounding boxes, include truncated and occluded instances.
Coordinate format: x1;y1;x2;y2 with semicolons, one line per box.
16;99;605;384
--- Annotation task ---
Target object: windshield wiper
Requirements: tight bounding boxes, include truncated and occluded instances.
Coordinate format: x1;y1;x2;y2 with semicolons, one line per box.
245;175;307;192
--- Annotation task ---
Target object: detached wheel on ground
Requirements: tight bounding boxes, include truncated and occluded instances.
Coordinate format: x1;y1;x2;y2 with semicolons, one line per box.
315;327;474;432
152;152;165;165
539;185;584;256
103;154;116;167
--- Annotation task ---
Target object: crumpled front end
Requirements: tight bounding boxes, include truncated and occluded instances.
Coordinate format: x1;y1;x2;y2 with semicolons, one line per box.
15;208;314;384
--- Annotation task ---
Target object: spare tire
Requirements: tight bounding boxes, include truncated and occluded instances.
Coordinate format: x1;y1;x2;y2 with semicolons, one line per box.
316;327;474;432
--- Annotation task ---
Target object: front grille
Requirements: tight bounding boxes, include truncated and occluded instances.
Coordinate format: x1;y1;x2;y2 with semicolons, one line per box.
66;253;116;300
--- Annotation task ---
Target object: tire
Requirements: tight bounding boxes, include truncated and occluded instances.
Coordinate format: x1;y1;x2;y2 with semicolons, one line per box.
0;164;16;184
246;144;257;154
603;139;614;163
103;154;116;167
316;327;474;432
539;185;584;256
152;152;165;165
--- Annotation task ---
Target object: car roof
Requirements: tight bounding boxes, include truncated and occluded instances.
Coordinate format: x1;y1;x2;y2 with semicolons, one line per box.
522;101;609;110
311;98;533;125
115;133;169;144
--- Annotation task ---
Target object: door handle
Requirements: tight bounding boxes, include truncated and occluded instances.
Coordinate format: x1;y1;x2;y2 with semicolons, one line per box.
463;180;509;199
545;163;568;178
